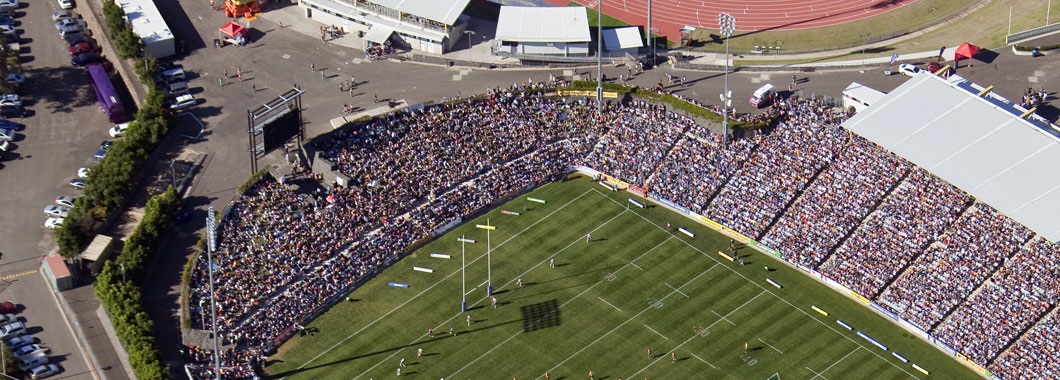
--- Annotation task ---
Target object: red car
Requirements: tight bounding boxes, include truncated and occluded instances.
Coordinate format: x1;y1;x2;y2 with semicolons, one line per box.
0;301;16;314
69;41;99;56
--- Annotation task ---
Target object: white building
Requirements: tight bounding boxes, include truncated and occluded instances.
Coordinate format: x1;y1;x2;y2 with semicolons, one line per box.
602;26;642;57
297;0;471;54
494;6;590;57
117;0;175;59
842;82;886;113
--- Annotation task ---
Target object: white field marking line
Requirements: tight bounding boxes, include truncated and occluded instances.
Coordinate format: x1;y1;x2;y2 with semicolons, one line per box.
621;209;923;380
598;296;622;312
758;338;784;354
477;279;489;287
295;188;597;372
666;282;689;298
690;352;717;369
811;347;859;380
627;291;766;379
644;324;670;340
711;310;736;326
444;234;691;380
805;366;830;380
540;266;717;377
630;262;644;270
464;287;478;296
358;207;635;380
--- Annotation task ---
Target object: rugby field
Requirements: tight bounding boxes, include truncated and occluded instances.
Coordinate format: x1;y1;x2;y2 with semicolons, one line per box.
266;176;979;379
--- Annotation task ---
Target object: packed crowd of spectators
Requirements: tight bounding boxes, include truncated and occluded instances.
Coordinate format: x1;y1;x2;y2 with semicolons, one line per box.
876;203;1034;331
190;86;1060;378
762;135;910;268
934;238;1060;365
703;95;847;239
577;100;689;187
818;168;971;298
991;307;1060;380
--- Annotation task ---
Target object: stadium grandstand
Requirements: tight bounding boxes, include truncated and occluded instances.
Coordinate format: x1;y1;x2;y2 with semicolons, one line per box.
187;75;1060;379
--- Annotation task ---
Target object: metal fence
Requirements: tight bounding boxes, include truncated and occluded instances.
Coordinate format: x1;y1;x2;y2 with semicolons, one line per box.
1006;21;1060;45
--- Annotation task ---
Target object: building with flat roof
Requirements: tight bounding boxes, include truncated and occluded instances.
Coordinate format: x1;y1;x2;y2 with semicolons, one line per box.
297;0;471;54
493;6;590;57
843;72;1060;242
117;0;175;59
602;26;642;57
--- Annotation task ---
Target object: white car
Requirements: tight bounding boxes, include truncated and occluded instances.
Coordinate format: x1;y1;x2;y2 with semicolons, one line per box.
54;195;75;208
168;94;196;110
0;321;25;340
0;94;19;107
77;167;90;178
898;63;920;77
44;217;63;229
109;122;130;138
0;139;10;152
0;127;12;141
57;0;73;9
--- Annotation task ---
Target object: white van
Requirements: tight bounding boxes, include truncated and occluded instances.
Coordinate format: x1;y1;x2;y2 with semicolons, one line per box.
160;67;185;83
749;83;775;108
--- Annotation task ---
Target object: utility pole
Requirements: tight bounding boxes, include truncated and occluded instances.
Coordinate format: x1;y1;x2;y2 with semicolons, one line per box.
206;207;221;380
718;13;736;144
596;0;603;112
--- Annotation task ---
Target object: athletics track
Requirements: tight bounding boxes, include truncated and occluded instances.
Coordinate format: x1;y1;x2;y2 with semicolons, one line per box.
542;0;919;43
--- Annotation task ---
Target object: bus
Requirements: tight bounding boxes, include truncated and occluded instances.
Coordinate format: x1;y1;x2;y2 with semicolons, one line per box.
87;63;125;122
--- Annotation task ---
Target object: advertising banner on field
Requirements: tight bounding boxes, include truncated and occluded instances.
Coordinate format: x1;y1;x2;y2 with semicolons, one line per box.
628;185;646;197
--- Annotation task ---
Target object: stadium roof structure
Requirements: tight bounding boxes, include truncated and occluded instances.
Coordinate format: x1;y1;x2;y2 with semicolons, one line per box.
373;0;471;25
495;6;591;43
602;26;644;51
843;72;1060;242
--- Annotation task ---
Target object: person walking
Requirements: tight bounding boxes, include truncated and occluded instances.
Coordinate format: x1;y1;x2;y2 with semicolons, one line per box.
549;258;555;269
310;63;315;72
588;370;595;380
467;314;472;326
517;277;523;287
647;347;652;358
491;297;498;308
417;348;423;357
251;83;256;92
427;327;434;337
671;351;677;363
224;69;229;78
586;233;591;243
399;357;406;368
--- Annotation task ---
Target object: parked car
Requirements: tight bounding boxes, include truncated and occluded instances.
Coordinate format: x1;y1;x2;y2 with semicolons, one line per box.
0;94;20;107
898;63;920;77
57;0;73;9
52;9;78;21
0;314;15;324
99;140;113;150
28;363;59;379
71;52;101;67
0;24;15;37
168;94;196;110
68;41;98;55
17;351;47;372
0;119;21;131
109;122;129;138
5;335;34;350
57;24;84;38
62;33;88;46
0;321;26;340
43;205;68;218
70;178;85;189
0;127;12;141
54;195;75;208
3;73;23;85
0;301;14;314
77;167;90;178
0;105;26;118
0;16;14;28
93;149;106;160
0;139;10;152
54;18;85;31
43;217;63;229
14;344;47;360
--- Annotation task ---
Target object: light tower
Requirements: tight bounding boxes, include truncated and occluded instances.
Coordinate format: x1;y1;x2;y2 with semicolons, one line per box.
718;12;736;144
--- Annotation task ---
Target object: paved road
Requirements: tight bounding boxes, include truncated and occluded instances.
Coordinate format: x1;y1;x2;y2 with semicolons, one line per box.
0;0;1049;378
0;0;114;378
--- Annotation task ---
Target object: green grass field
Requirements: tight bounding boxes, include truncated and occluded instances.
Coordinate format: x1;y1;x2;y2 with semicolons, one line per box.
265;177;980;379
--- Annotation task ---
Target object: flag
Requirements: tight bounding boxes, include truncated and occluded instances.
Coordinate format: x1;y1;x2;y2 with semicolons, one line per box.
889;53;899;65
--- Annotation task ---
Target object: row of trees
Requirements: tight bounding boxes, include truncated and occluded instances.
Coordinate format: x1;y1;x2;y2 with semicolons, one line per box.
53;1;179;378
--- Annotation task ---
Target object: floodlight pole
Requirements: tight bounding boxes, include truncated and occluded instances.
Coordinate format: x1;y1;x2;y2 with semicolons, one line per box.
596;0;603;112
464;30;476;67
718;13;736;144
206;207;221;380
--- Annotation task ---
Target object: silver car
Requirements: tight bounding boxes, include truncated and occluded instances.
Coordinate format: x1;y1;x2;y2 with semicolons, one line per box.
54;195;75;208
0;127;12;141
43;205;69;218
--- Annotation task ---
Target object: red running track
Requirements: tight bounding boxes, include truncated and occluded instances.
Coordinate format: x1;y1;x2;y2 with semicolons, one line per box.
543;0;919;43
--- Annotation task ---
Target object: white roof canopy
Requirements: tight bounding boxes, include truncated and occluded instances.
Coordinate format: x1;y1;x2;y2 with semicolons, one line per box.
364;24;395;44
843;72;1060;242
373;0;470;25
495;6;591;43
603;27;643;51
